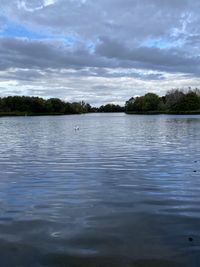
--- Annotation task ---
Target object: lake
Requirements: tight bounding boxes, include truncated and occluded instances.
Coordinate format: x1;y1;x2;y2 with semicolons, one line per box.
0;113;200;267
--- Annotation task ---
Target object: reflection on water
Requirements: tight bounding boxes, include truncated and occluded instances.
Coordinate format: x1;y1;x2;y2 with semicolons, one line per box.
0;113;200;266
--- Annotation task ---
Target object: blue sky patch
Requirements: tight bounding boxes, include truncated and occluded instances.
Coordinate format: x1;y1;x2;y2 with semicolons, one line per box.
0;22;49;39
142;38;182;49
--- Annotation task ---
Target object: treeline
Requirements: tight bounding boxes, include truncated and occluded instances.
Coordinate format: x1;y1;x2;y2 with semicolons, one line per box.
125;89;200;114
0;96;93;115
1;89;200;116
0;96;126;115
98;104;125;112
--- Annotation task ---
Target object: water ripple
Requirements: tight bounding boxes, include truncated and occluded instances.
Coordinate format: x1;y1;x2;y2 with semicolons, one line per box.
0;114;200;266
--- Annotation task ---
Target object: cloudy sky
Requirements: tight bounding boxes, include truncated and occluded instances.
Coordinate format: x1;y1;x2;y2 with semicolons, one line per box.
0;0;200;106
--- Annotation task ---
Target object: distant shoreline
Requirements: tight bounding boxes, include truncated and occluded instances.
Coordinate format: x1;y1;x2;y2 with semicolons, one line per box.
1;89;200;117
126;110;200;115
1;111;200;117
0;112;83;117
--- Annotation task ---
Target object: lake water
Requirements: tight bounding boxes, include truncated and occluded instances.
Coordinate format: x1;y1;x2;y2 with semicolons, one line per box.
0;113;200;267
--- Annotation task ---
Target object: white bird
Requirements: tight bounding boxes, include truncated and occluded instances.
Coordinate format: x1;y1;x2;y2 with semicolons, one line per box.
74;126;79;131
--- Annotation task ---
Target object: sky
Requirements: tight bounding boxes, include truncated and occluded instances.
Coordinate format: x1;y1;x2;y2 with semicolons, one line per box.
0;0;200;106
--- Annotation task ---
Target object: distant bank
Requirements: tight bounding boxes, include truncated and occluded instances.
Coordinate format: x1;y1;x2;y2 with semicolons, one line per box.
125;89;200;115
126;110;200;115
0;96;94;117
1;88;200;117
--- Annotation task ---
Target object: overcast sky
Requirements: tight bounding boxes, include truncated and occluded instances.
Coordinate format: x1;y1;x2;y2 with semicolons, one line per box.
0;0;200;106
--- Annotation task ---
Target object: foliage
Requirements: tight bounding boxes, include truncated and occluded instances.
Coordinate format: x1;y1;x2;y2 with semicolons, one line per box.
125;88;200;113
125;93;160;112
165;89;185;111
1;88;200;116
0;96;92;115
178;91;200;111
98;104;125;112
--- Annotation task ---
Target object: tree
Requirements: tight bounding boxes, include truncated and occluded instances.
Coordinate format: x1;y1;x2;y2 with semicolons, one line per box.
125;93;159;112
46;98;65;113
142;93;159;111
178;91;200;111
98;104;125;112
165;89;185;111
125;97;135;112
0;96;93;115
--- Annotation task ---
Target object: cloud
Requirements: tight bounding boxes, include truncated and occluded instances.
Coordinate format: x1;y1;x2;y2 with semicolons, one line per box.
0;0;200;104
96;37;200;74
0;36;199;75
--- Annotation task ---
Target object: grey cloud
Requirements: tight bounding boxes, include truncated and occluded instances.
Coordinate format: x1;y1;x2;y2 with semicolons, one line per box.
0;37;200;76
0;69;45;81
2;0;198;41
0;0;200;104
96;37;200;74
0;37;112;70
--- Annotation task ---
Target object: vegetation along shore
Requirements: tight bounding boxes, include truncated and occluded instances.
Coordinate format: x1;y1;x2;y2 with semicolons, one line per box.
1;88;200;116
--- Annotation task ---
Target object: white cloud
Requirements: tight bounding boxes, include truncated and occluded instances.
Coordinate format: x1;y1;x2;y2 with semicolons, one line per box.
43;0;57;7
0;0;200;104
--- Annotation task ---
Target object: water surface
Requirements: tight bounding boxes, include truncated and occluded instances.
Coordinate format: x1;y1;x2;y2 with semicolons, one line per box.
0;113;200;266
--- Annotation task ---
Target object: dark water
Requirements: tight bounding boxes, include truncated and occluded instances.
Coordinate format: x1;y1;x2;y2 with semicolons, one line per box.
0;113;200;267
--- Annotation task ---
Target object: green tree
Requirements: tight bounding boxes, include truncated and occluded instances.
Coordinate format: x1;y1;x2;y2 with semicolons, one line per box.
99;104;124;112
46;98;65;113
178;91;200;111
142;93;159;111
125;97;135;112
125;93;159;112
165;89;185;111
